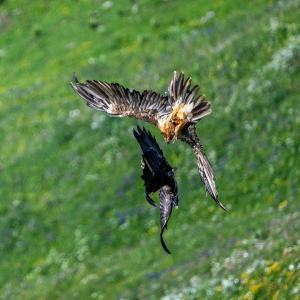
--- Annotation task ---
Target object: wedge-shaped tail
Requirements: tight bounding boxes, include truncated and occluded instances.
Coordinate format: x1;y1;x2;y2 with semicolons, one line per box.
159;187;176;254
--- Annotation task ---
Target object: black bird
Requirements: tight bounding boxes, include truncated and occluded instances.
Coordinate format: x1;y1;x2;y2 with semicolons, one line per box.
133;126;178;254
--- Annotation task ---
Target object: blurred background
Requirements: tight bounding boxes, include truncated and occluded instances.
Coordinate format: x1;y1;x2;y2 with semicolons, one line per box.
0;0;299;299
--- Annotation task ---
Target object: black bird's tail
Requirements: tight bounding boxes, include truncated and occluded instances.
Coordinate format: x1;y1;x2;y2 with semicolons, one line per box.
159;187;174;254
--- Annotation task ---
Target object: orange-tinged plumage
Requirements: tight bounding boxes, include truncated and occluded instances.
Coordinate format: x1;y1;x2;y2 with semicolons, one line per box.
158;103;191;142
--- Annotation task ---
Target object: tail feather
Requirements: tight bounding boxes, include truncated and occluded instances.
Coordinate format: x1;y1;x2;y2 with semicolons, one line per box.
159;187;174;254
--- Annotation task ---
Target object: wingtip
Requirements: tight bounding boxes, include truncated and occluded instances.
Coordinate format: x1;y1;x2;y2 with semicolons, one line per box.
217;200;228;212
178;70;185;77
208;191;228;212
212;196;228;212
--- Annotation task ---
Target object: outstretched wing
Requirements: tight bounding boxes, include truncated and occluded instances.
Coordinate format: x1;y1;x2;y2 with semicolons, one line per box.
168;71;212;123
133;126;172;206
159;187;174;254
180;125;227;211
71;75;170;125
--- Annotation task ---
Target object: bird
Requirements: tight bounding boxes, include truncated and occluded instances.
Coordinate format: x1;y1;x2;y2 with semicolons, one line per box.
71;71;227;211
133;126;178;254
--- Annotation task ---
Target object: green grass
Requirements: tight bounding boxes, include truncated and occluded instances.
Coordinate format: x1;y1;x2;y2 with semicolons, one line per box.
0;0;300;299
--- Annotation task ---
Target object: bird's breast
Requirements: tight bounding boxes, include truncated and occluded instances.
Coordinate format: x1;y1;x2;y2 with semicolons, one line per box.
158;104;191;142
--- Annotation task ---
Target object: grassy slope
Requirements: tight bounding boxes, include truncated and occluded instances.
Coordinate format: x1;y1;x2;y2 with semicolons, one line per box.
0;0;300;299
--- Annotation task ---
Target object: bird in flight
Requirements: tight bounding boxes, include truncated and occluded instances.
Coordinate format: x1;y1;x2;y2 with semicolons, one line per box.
71;71;227;211
133;126;178;254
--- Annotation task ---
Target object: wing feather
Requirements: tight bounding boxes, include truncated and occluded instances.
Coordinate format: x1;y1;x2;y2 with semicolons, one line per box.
180;125;227;211
168;71;212;123
71;75;170;125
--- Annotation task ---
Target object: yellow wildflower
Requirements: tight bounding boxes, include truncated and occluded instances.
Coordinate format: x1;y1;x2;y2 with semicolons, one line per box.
242;294;252;300
266;195;273;203
266;262;280;275
0;86;6;94
278;199;288;210
272;290;280;300
79;41;92;51
285;270;294;279
241;271;249;284
250;283;263;294
274;178;285;187
215;285;222;293
148;225;158;235
188;19;200;28
235;240;241;246
250;283;263;295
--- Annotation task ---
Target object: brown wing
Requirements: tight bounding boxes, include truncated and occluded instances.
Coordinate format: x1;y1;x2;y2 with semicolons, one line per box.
168;71;212;123
180;125;227;211
194;144;226;209
71;75;170;125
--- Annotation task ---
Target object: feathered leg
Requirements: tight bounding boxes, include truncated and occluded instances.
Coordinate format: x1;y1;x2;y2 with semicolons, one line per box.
180;125;227;211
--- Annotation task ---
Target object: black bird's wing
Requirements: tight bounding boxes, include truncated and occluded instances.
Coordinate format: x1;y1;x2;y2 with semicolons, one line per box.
159;187;174;254
133;126;173;207
71;75;170;125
